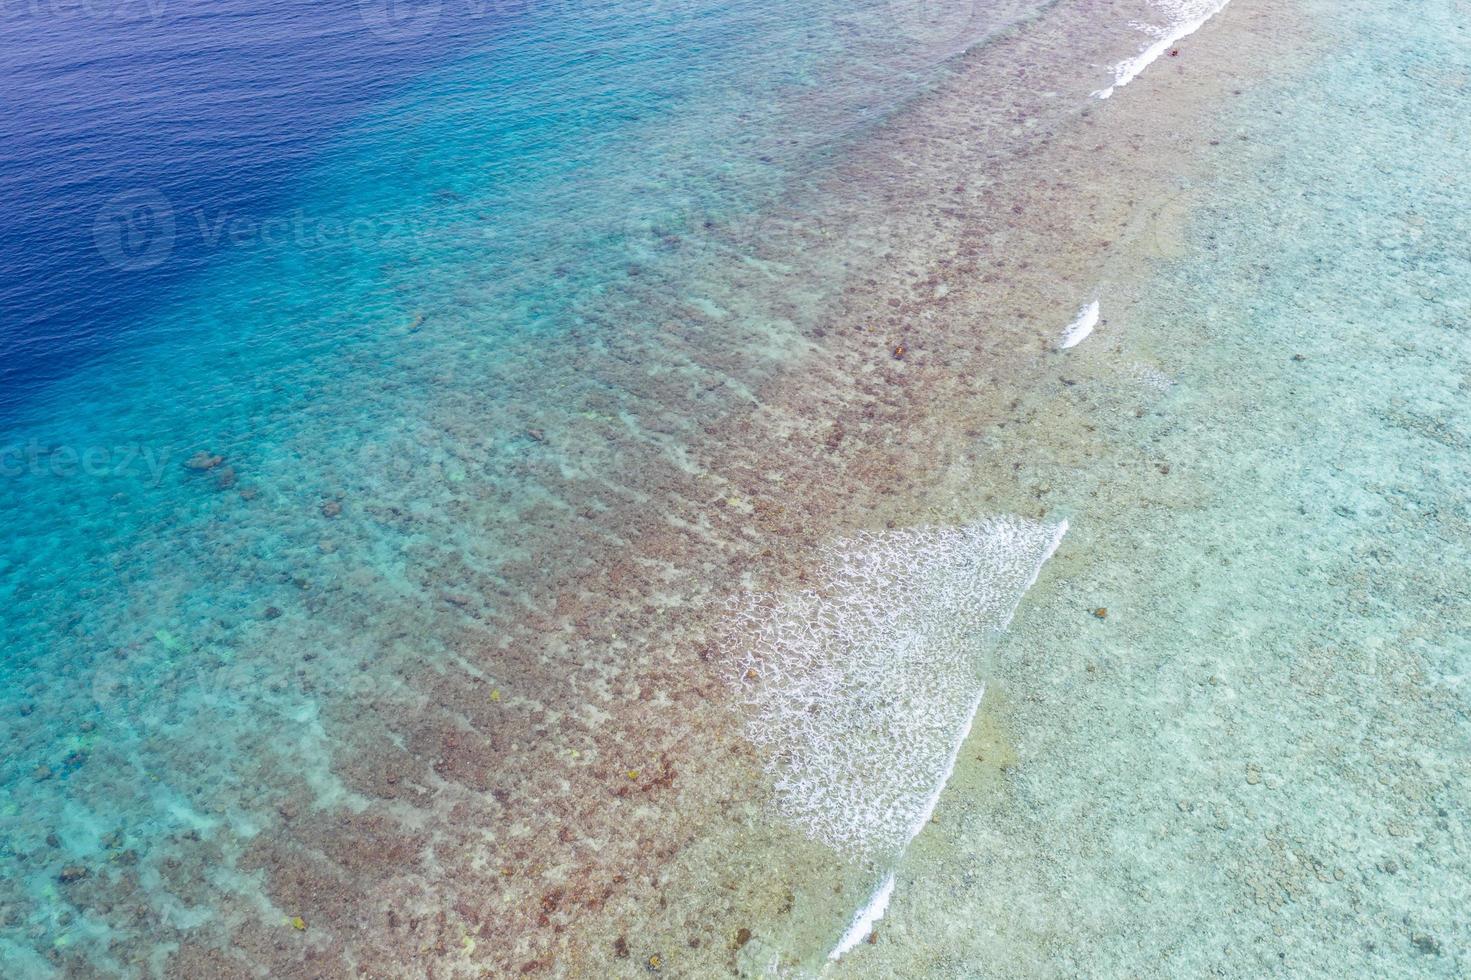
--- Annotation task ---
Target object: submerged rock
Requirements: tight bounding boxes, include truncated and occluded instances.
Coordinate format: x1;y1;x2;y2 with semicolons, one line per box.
1411;934;1443;956
184;451;224;471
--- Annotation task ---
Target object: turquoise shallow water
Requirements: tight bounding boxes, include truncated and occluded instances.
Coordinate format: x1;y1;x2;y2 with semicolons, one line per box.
5;0;1075;972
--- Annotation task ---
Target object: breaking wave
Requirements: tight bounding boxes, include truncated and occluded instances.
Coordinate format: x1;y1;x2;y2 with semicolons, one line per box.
726;517;1067;859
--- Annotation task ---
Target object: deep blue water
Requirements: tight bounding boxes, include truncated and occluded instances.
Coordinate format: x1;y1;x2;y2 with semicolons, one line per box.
0;0;537;417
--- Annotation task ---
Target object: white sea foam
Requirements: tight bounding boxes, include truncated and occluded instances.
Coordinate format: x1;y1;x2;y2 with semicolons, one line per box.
906;682;987;844
829;873;896;960
1059;300;1100;349
727;517;1068;860
1092;0;1233;99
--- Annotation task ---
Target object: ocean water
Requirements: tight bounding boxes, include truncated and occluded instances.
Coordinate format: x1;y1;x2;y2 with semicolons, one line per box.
4;0;1465;976
2;0;1128;973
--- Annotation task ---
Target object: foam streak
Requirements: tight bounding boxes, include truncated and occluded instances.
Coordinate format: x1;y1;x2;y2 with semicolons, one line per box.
829;873;896;960
1059;301;1100;349
1092;0;1232;99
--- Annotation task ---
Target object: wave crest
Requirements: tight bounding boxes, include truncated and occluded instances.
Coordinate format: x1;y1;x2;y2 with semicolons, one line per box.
726;516;1067;859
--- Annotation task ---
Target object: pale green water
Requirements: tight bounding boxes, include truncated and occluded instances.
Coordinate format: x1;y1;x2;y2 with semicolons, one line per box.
834;0;1471;976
